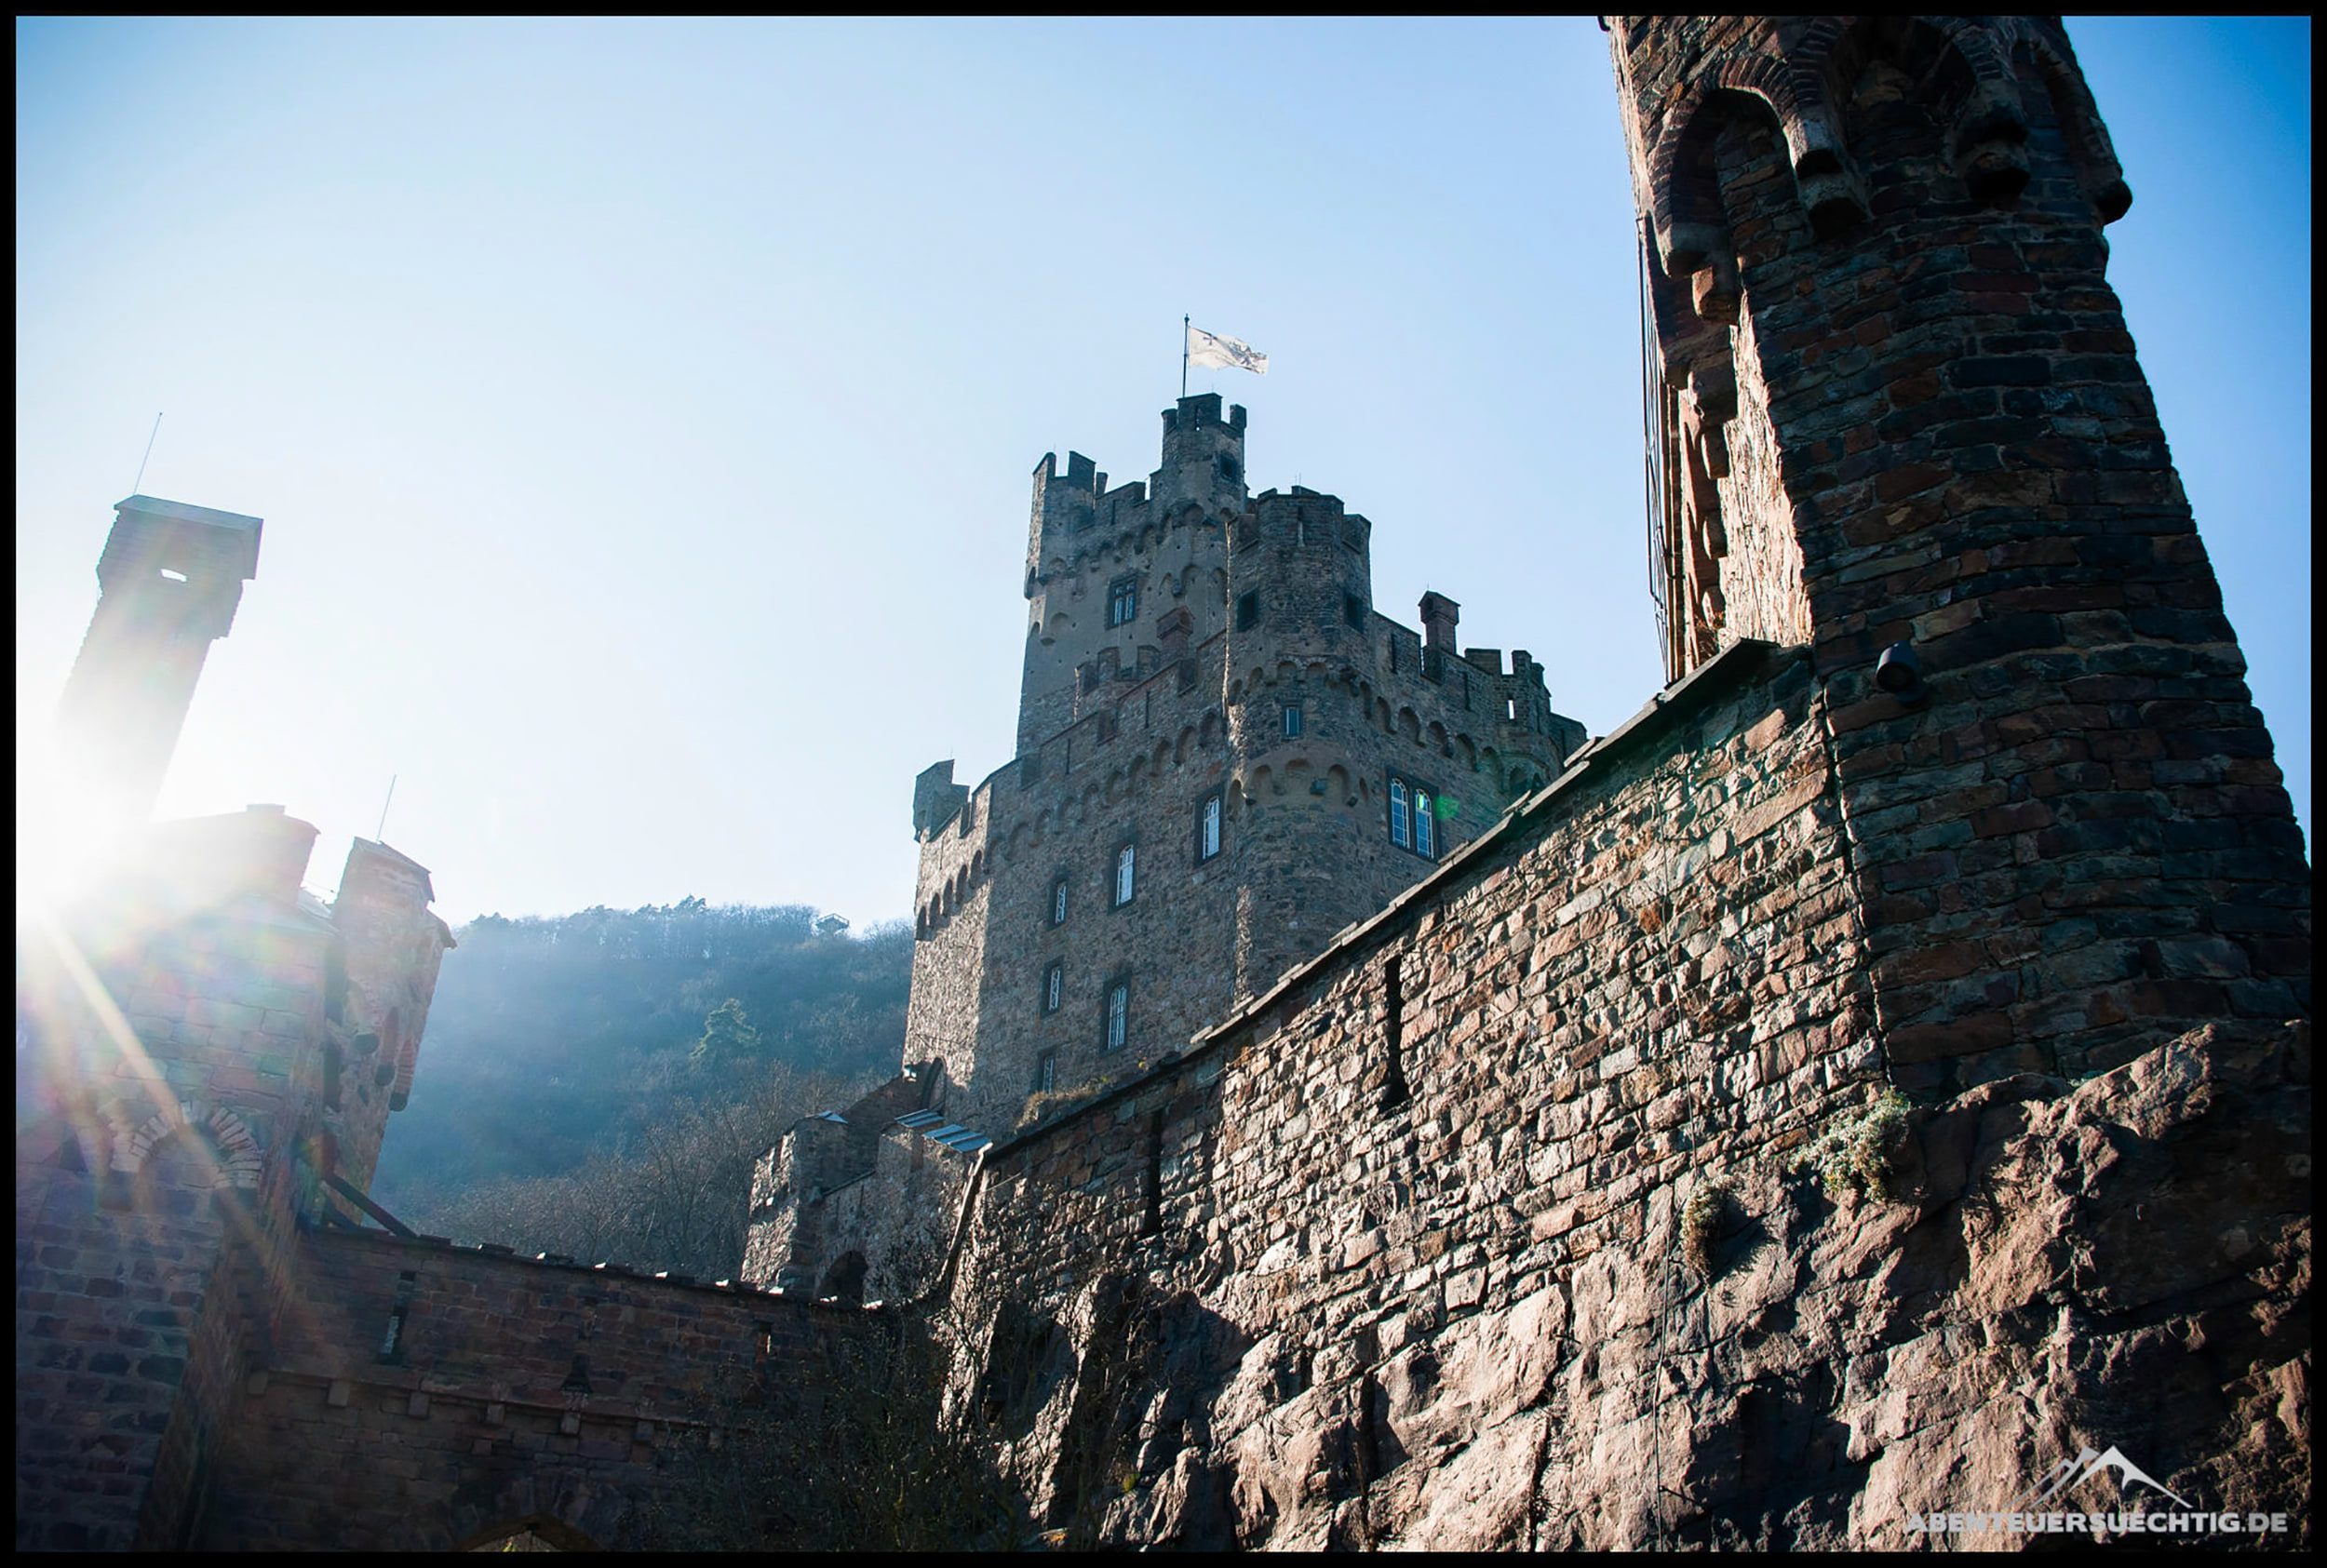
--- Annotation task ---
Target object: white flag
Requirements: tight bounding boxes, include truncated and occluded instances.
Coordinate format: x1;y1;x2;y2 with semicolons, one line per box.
1187;325;1269;375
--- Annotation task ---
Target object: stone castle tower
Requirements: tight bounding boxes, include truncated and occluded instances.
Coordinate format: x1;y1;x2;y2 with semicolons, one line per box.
1614;15;2308;1091
54;496;262;828
747;396;1585;1300
910;395;1586;1133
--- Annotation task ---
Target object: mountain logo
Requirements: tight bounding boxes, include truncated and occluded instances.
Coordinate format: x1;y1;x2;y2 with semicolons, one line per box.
2019;1444;2196;1511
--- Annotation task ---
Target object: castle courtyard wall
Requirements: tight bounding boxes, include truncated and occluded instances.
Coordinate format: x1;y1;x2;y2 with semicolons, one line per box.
942;638;2309;1548
196;1227;879;1550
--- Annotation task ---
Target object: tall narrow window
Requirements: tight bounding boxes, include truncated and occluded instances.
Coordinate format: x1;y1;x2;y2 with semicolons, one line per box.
1344;593;1365;631
1114;843;1136;906
1108;575;1137;627
1282;704;1303;739
1236;591;1259;631
1035;1052;1056;1094
1105;982;1129;1052
1415;789;1436;858
1051;878;1068;926
1389;778;1410;848
1043;962;1063;1013
1198;793;1221;862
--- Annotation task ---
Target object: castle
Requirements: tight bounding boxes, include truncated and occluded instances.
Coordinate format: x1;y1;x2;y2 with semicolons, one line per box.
16;16;2311;1551
744;396;1586;1304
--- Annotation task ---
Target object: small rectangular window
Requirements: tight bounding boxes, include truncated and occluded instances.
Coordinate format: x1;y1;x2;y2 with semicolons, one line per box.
1389;778;1410;848
1114;843;1136;906
1108;576;1137;627
1106;983;1129;1052
1236;591;1259;631
1036;1052;1056;1093
1343;593;1365;631
1043;962;1063;1013
1198;793;1221;861
1051;878;1068;926
1282;704;1302;739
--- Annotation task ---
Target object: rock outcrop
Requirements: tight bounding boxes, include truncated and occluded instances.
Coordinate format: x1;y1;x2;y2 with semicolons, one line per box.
957;1019;2307;1549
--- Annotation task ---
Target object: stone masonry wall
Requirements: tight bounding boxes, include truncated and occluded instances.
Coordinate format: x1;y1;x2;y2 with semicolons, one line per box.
942;639;2309;1548
197;1226;880;1550
948;643;1869;1541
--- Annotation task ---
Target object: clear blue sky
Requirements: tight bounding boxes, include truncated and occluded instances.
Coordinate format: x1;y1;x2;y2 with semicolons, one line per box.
16;17;2310;926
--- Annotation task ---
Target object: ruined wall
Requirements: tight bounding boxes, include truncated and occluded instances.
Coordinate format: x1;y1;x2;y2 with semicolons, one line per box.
197;1227;879;1550
942;641;2309;1548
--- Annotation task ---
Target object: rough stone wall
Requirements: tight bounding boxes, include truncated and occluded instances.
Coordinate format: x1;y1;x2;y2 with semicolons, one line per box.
1613;15;2310;1095
197;1227;878;1550
1713;302;1812;650
942;642;2310;1548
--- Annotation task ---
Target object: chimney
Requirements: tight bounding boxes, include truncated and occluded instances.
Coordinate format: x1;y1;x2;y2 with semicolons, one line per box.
1419;592;1459;651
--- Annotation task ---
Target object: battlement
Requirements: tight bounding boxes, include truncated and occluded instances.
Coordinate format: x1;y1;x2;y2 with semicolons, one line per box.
1159;393;1245;436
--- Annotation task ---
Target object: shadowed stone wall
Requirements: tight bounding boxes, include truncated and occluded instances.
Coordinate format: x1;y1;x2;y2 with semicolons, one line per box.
197;1228;878;1551
942;643;2308;1547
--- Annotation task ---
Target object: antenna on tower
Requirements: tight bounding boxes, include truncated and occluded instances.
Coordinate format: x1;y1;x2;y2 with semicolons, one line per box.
131;413;163;495
375;774;397;841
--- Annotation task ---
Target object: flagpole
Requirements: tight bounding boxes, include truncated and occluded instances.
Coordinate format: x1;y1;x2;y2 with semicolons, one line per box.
1181;315;1190;401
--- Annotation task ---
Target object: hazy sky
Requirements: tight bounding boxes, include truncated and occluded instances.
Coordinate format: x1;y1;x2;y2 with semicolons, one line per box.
16;18;2310;926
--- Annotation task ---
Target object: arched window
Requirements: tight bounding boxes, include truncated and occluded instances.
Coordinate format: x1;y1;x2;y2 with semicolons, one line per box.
1113;843;1136;906
1104;982;1130;1052
1389;778;1410;849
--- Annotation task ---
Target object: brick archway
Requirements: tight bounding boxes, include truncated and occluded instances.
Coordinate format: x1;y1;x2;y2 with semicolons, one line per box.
104;1098;263;1188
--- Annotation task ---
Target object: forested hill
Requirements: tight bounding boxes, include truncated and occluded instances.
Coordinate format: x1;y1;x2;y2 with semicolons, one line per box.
370;902;910;1231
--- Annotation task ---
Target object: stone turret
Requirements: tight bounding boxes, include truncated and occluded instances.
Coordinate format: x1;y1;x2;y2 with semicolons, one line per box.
1610;15;2308;1090
56;495;262;826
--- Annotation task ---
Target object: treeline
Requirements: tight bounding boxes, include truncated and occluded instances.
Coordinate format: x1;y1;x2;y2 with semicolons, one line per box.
370;901;910;1279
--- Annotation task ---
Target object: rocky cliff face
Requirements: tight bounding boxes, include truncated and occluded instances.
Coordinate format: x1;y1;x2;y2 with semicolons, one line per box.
955;1019;2307;1549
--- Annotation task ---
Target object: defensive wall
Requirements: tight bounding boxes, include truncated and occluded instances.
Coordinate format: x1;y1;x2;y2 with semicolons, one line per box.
941;638;2309;1547
196;1226;879;1551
